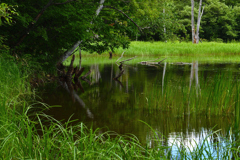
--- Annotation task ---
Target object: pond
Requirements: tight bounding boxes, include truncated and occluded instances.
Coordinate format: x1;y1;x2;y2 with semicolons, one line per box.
39;61;240;158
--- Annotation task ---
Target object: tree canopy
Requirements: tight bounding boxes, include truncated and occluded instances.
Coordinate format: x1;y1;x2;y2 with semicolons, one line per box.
1;0;240;65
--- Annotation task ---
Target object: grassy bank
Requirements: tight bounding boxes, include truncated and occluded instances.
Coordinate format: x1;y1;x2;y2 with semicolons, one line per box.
114;41;240;56
1;54;240;159
72;41;240;65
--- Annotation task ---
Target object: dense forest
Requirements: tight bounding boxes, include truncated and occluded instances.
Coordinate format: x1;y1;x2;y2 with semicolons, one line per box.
1;0;240;65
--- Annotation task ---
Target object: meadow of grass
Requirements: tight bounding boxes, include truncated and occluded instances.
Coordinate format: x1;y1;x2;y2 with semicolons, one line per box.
70;41;240;65
114;41;240;56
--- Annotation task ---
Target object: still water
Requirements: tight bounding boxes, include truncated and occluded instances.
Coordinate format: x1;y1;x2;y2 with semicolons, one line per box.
40;62;240;157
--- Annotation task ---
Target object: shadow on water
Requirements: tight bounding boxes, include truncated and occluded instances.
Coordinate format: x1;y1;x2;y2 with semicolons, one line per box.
39;61;240;157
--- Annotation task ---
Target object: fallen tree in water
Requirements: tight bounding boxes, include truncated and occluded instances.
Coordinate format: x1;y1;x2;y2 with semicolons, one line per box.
139;57;167;65
57;55;91;94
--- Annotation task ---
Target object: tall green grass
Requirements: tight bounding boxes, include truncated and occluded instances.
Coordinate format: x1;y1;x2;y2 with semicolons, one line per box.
72;41;240;65
115;41;240;57
0;54;33;107
141;71;239;116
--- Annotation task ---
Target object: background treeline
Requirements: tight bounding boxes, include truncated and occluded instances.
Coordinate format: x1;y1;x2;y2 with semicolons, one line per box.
137;0;240;42
0;0;240;66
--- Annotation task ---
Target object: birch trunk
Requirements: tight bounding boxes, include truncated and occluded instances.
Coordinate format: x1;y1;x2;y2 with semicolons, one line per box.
196;1;204;44
163;8;166;37
192;0;204;44
191;0;195;44
58;40;82;64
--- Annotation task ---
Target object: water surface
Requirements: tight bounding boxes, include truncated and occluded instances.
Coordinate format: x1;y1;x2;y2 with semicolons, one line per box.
40;62;240;157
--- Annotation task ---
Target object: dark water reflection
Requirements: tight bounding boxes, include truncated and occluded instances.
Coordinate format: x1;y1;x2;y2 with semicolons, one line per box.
40;62;240;156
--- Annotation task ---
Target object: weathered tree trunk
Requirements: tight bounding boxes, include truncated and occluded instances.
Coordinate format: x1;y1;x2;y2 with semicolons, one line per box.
163;8;166;39
196;0;204;44
58;41;82;65
191;0;204;44
191;0;195;44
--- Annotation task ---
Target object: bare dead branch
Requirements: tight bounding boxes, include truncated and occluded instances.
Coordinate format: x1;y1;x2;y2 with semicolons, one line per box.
139;58;167;65
158;58;167;64
147;57;162;62
119;56;137;63
116;51;125;63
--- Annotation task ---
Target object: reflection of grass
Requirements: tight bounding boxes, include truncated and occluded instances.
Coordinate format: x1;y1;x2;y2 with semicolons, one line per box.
142;72;239;116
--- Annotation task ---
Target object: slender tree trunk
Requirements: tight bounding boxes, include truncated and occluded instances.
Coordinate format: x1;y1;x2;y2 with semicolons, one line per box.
163;8;166;39
191;0;204;44
191;0;195;44
196;0;204;44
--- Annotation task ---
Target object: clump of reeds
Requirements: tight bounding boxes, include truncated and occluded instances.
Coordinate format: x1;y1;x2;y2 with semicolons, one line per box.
142;71;240;116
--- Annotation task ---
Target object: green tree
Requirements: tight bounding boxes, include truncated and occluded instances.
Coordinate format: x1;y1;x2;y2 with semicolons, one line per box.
202;0;238;41
1;0;143;65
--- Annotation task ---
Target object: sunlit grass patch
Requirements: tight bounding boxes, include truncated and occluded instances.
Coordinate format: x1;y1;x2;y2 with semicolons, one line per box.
68;41;240;65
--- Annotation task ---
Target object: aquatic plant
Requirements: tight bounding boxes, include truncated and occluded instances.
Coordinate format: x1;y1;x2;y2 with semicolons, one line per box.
142;70;239;117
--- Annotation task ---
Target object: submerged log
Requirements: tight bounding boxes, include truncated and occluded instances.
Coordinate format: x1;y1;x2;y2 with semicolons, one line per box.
57;54;91;94
66;55;75;77
74;67;85;81
119;56;137;64
172;62;192;65
139;58;167;65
